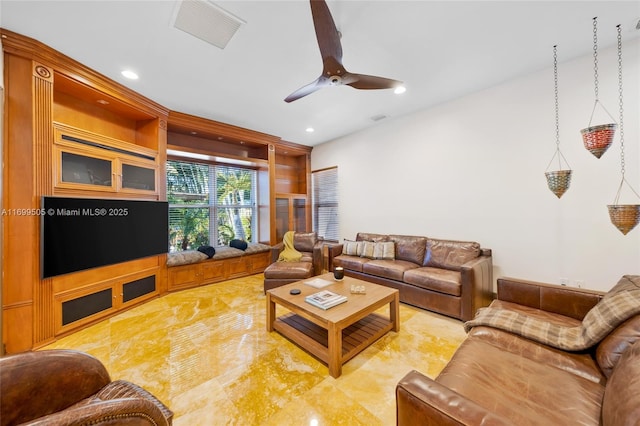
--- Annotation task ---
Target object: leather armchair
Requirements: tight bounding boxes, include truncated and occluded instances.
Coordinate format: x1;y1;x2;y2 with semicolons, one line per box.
263;232;323;292
0;349;173;426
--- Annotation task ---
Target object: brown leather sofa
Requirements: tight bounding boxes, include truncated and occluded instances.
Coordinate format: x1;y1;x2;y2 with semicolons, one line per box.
396;277;640;425
0;349;173;425
263;232;323;292
327;233;493;321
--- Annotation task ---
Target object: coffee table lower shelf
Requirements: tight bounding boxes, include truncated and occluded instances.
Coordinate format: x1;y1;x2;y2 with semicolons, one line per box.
273;312;393;368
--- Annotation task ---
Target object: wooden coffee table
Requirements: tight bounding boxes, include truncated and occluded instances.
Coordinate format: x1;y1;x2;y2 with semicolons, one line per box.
266;273;399;378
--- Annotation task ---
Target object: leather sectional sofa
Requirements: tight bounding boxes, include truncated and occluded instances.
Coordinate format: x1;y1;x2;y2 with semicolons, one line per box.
396;276;640;425
327;233;493;321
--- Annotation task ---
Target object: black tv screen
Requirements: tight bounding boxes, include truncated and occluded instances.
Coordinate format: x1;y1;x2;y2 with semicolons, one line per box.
41;197;168;278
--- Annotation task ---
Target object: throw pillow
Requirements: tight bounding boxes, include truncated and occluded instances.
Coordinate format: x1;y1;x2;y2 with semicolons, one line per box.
373;241;395;260
229;239;248;251
197;245;216;258
360;241;376;259
343;239;363;256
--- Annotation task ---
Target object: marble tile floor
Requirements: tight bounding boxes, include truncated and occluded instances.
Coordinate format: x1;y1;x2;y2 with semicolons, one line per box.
43;274;467;426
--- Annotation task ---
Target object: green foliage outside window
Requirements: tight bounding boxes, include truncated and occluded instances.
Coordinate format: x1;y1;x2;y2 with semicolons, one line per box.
167;160;256;252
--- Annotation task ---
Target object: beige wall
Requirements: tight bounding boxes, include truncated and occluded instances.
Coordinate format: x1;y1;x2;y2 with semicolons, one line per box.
312;38;640;292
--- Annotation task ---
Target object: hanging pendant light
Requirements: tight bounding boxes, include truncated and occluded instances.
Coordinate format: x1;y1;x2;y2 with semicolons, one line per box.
545;45;572;198
581;17;617;159
608;25;640;235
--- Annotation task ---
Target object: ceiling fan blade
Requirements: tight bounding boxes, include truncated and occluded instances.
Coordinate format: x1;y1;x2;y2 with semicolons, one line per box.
311;0;342;63
345;73;403;90
284;76;331;103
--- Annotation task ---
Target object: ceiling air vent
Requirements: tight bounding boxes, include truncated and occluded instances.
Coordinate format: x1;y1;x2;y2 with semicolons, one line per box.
172;0;245;49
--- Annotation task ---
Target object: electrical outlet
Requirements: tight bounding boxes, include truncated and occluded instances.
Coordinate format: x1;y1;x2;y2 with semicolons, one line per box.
560;278;569;286
576;280;584;288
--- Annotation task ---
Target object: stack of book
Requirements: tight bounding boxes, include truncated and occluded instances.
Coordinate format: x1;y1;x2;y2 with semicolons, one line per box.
305;290;347;310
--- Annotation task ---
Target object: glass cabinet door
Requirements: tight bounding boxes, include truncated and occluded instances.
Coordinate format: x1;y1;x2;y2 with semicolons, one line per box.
61;151;113;187
275;198;290;242
121;162;156;191
293;198;306;232
275;195;308;242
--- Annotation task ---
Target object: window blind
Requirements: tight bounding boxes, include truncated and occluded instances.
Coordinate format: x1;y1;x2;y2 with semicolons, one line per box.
312;167;339;241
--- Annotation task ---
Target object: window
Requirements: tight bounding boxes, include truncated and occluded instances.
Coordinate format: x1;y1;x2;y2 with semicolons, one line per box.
167;160;257;252
312;167;339;241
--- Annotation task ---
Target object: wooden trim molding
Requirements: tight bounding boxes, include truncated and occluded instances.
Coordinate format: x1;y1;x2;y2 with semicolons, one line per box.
32;61;56;346
1;28;169;119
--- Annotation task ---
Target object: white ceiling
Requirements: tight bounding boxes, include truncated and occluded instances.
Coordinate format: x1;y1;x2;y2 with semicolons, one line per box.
1;1;639;146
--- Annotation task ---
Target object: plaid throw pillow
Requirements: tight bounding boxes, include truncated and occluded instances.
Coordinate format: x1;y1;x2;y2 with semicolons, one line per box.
464;275;640;351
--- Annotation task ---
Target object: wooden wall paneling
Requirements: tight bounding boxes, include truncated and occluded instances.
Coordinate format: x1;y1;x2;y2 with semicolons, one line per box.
268;144;276;244
304;153;312;231
32;62;55;348
2;53;36;353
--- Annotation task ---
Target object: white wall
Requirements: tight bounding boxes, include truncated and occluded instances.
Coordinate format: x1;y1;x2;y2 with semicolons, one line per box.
311;39;640;292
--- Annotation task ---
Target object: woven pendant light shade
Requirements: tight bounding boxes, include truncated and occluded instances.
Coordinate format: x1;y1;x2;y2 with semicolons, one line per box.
545;170;572;198
608;205;640;235
580;123;616;158
607;25;639;235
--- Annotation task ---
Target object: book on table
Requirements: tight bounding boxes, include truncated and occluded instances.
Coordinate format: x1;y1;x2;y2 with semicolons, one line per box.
305;290;347;310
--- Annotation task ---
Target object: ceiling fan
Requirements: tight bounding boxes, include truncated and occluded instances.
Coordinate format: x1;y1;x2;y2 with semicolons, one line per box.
284;0;403;103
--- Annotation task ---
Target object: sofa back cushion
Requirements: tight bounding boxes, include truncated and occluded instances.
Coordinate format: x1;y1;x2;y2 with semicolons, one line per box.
601;340;640;425
423;238;481;271
389;235;427;265
356;233;390;243
293;232;318;253
596;315;640;378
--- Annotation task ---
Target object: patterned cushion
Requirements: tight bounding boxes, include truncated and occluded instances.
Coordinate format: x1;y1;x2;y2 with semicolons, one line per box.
343;240;363;256
244;243;271;254
360;241;376;259
373;241;395;260
212;246;245;259
465;275;640;351
167;250;208;266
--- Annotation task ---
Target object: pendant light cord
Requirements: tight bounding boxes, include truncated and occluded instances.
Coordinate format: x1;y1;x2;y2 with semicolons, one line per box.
588;17;617;126
613;24;640;203
546;45;570;171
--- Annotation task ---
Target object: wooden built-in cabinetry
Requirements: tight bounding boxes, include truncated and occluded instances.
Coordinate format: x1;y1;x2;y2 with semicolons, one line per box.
167;251;271;291
2;28;169;352
1;28;313;353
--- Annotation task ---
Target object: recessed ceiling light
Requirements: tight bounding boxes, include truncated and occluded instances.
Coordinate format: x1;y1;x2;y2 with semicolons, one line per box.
121;70;139;80
394;85;406;95
305;127;315;133
96;99;109;105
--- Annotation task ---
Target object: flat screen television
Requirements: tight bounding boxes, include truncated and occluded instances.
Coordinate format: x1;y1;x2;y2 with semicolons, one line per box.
41;196;168;278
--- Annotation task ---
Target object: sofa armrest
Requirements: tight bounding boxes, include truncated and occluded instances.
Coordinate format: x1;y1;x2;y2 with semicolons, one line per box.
497;277;604;321
0;350;112;426
312;240;325;275
26;398;170;426
326;243;343;271
459;253;493;321
269;242;284;263
396;370;512;426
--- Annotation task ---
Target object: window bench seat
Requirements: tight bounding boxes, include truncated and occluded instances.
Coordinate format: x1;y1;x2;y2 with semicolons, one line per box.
167;243;271;291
